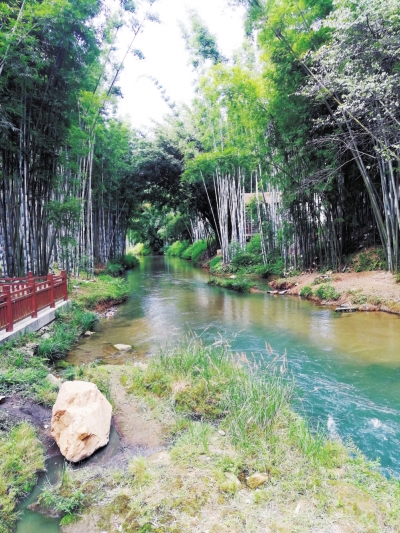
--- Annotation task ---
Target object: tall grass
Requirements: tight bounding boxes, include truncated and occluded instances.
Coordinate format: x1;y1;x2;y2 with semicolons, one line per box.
0;423;45;532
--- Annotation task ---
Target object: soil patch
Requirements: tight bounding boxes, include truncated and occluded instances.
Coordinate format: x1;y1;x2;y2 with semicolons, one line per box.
106;366;166;453
273;270;400;314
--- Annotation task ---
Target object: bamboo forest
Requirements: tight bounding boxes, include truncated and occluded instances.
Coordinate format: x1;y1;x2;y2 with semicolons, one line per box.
2;1;400;532
1;0;400;277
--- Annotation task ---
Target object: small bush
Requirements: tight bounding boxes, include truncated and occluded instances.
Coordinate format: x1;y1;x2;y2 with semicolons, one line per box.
209;256;222;271
314;284;340;301
106;261;124;277
300;285;313;298
182;239;208;264
165;240;190;257
231;252;256;268
122;253;140;269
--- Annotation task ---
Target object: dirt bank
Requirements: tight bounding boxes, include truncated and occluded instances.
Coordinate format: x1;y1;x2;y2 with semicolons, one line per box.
271;270;400;314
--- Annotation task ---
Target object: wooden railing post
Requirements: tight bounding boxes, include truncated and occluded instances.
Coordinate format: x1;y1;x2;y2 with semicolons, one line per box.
28;271;33;280
29;278;37;318
3;286;13;332
47;273;55;308
61;270;68;301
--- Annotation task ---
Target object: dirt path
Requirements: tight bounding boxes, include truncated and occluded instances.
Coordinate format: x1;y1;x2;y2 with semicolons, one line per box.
106;366;165;453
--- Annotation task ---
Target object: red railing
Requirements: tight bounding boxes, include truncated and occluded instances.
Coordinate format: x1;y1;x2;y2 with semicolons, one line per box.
0;271;68;333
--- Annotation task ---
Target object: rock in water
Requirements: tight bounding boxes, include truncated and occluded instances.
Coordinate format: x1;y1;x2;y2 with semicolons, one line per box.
113;344;132;351
51;381;112;462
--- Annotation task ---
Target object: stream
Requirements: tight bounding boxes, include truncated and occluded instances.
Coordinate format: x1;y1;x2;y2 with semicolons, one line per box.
17;255;400;531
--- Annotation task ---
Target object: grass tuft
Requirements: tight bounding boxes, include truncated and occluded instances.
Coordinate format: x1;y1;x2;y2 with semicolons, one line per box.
208;276;256;293
0;423;45;532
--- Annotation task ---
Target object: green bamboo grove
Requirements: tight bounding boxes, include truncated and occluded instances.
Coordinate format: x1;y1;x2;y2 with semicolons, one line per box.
1;0;399;276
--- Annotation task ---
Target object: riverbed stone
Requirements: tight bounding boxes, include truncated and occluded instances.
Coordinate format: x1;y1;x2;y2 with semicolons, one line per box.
114;344;132;351
47;374;62;388
51;381;112;462
246;472;269;489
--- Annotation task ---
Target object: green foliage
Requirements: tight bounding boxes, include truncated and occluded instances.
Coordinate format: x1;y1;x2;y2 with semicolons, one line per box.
300;285;313;298
208;276;255;293
165;240;191;257
39;466;85;523
208;255;222;271
122;254;140;269
347;248;387;273
314;284;340;301
131;243;152;256
0;423;45;533
181;239;208;264
106;262;124;277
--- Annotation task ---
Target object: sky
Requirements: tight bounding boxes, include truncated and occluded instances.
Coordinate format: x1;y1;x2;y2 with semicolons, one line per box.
116;0;246;128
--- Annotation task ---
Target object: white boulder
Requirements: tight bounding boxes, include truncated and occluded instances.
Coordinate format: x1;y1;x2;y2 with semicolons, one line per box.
113;344;132;351
51;381;112;462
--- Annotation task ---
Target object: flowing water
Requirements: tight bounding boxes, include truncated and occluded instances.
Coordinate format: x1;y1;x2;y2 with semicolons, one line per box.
17;255;400;531
68;256;400;476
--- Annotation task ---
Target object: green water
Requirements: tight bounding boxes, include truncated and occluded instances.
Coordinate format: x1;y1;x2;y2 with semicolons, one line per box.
68;256;400;476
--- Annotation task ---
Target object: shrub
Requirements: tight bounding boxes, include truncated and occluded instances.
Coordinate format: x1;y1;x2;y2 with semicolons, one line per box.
209;256;222;271
165;240;190;257
122;253;140;269
347;247;387;272
231;252;256;268
106;261;124;277
314;284;340;301
300;285;313;298
182;239;208;264
246;234;262;256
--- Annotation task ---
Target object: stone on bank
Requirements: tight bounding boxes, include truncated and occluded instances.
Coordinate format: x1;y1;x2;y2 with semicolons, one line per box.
51;381;112;462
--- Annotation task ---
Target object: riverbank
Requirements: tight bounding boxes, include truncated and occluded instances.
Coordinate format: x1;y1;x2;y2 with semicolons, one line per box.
270;270;400;314
35;340;400;532
0;274;131;533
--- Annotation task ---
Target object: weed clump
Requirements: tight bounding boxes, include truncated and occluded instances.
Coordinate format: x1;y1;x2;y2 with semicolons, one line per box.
300;285;313;298
314;284;341;301
0;423;45;532
208;276;256;293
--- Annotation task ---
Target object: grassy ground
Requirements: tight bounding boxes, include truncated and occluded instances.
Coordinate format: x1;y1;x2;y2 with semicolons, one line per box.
71;274;130;310
0;423;45;533
39;340;400;532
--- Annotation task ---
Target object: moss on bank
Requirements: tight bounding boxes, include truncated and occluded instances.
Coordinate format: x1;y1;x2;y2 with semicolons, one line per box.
40;340;400;532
